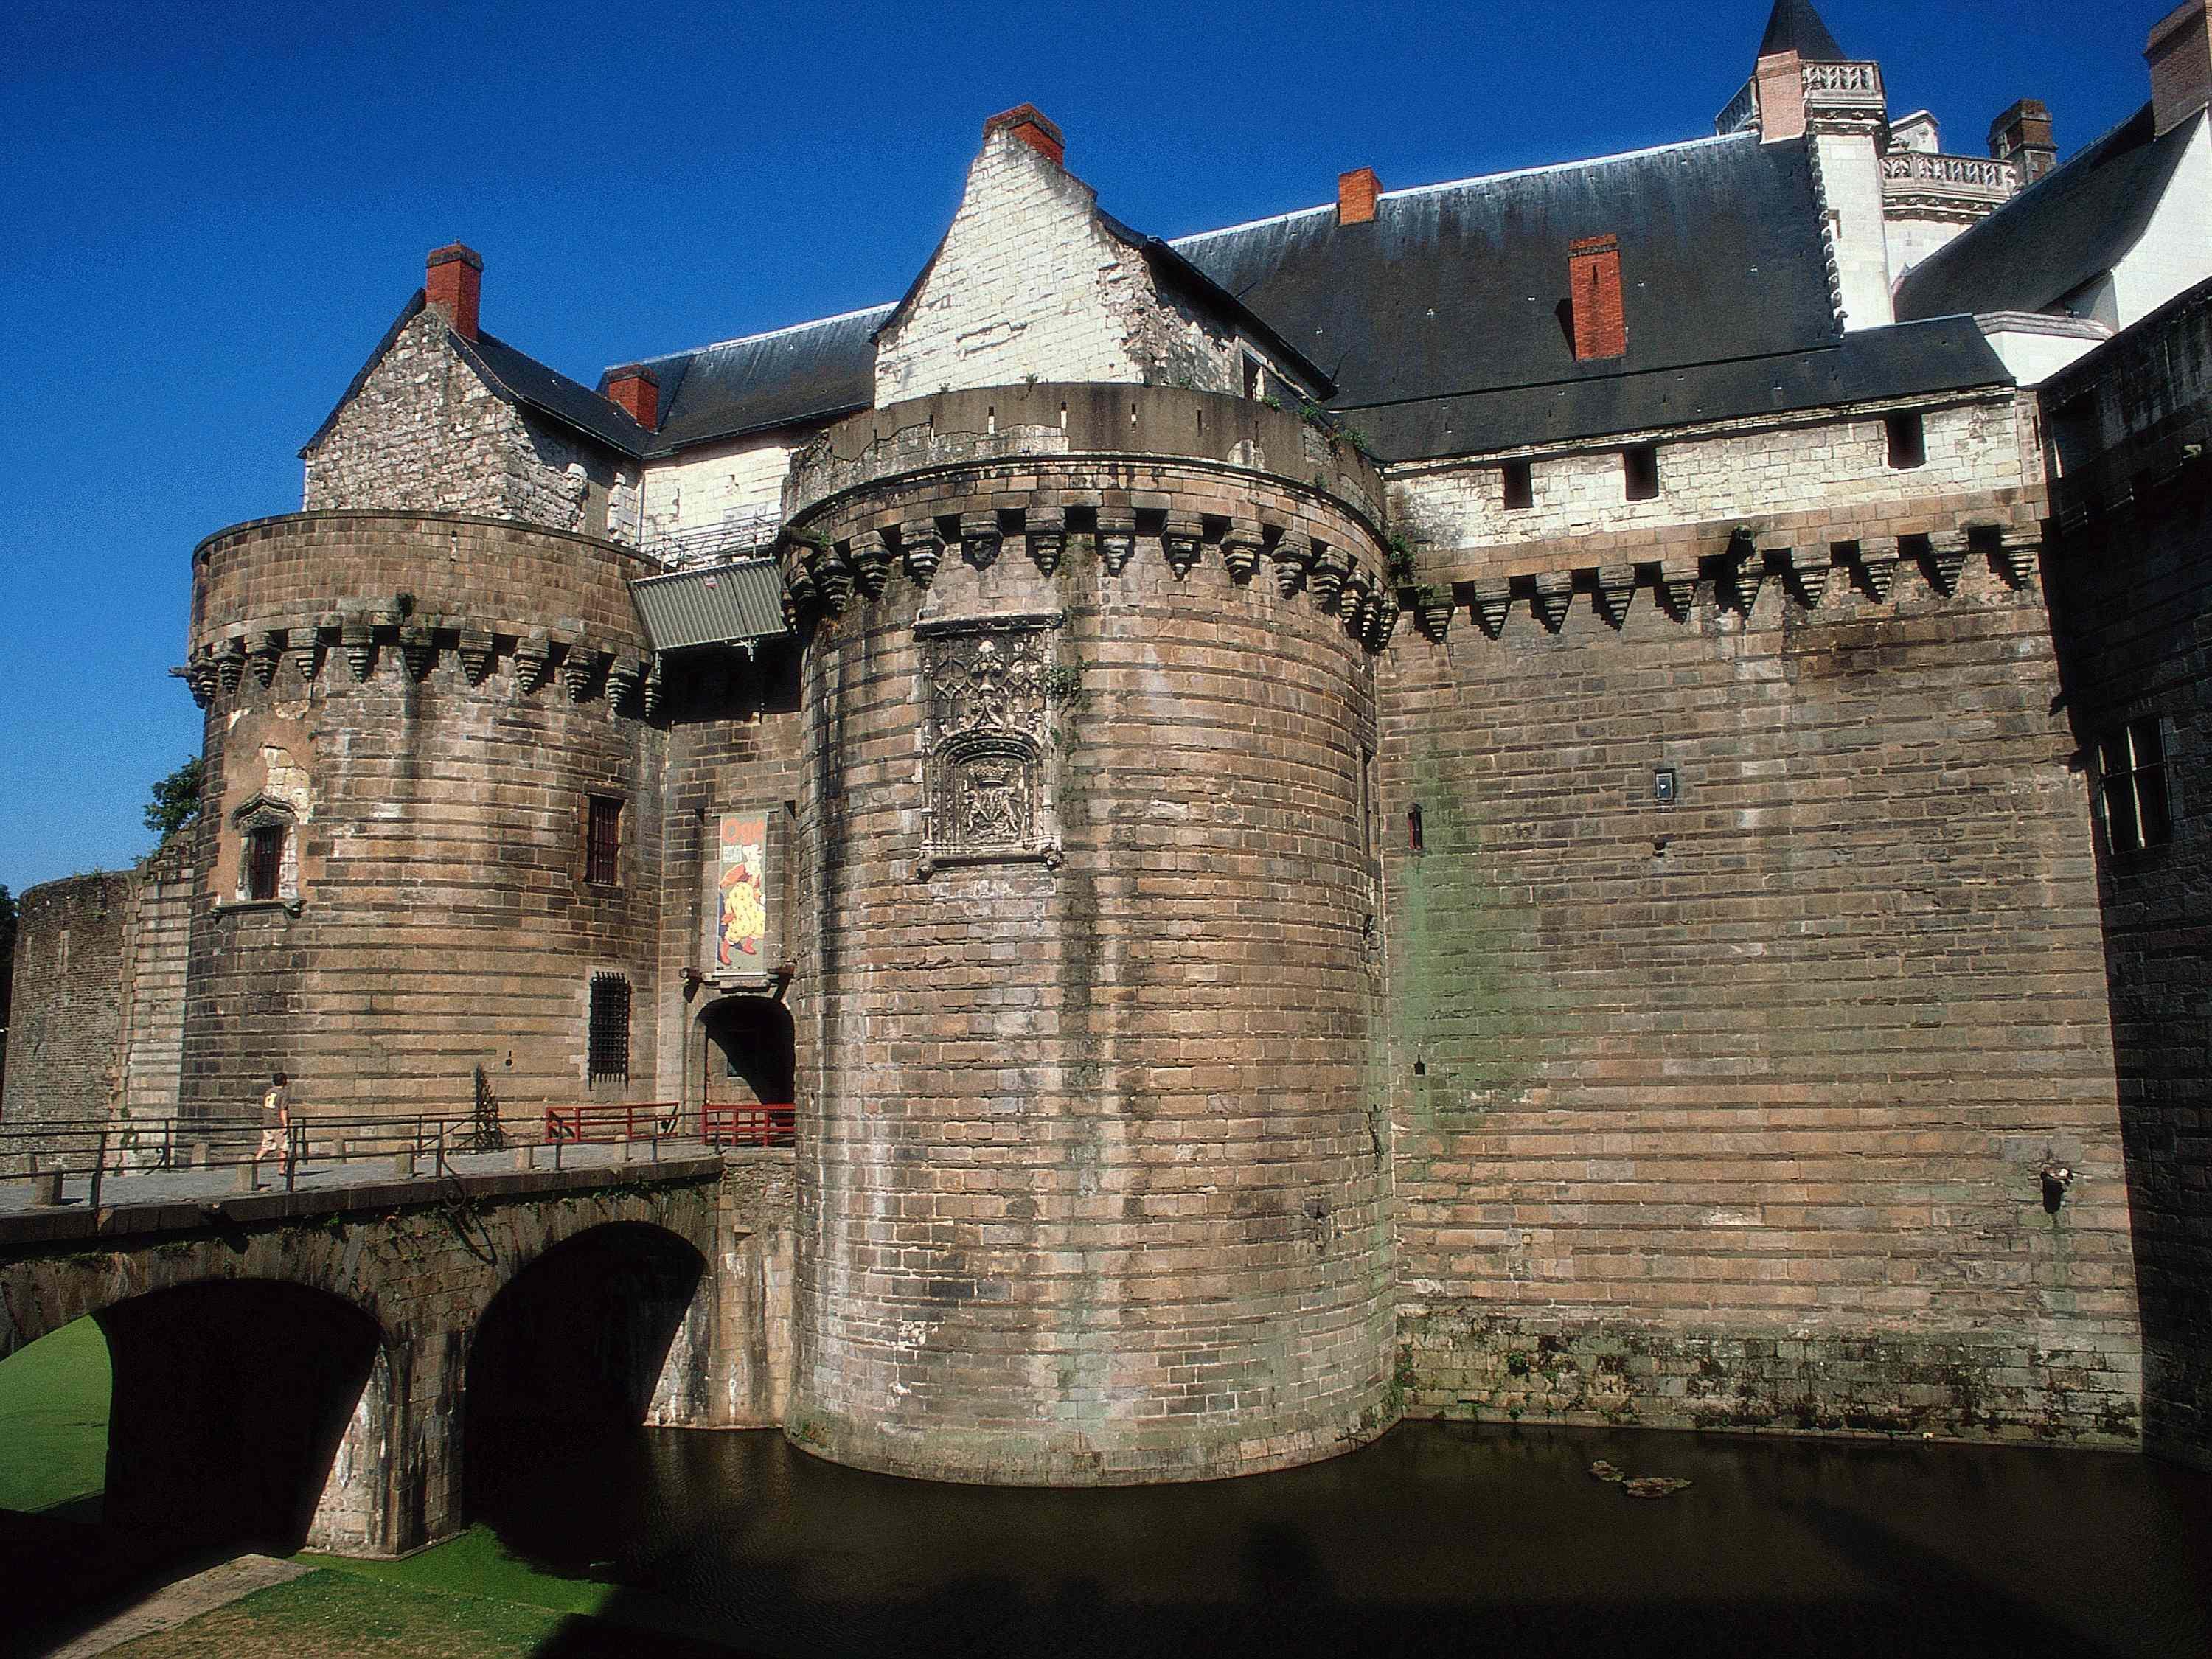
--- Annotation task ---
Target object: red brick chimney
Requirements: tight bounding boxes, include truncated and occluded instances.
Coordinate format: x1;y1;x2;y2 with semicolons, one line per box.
2148;1;2211;136
983;104;1065;167
1988;99;2059;183
1754;49;1807;142
604;364;659;431
1568;235;1627;361
1338;167;1381;226
425;244;482;342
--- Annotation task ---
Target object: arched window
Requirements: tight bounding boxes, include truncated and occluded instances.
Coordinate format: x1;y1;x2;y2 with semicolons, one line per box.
230;796;299;905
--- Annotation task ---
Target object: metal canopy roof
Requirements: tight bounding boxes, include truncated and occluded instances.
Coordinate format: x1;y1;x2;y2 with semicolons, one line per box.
630;560;790;652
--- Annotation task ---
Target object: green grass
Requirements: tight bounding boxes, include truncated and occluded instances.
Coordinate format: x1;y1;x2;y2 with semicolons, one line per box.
105;1568;577;1658
298;1523;613;1618
0;1315;111;1516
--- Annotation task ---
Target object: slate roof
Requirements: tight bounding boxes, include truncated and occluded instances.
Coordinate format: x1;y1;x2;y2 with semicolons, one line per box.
1894;105;2201;324
615;305;894;460
1759;0;1847;63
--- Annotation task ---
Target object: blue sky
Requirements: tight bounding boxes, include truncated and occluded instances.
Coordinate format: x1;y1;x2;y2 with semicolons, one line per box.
0;0;2168;895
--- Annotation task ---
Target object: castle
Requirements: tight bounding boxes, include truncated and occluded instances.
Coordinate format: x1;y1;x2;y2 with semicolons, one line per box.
10;0;2212;1484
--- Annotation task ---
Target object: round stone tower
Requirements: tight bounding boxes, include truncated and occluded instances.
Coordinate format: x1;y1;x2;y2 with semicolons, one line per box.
781;384;1399;1484
178;511;664;1123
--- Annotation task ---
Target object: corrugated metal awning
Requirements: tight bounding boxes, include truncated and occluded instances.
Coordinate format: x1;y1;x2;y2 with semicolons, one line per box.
630;560;790;652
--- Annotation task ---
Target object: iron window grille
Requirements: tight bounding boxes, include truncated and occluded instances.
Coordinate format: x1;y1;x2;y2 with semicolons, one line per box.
2096;718;2173;854
586;796;622;886
588;973;631;1080
245;825;285;902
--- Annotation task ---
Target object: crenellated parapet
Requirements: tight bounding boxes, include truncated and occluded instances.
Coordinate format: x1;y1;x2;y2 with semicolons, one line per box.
184;512;658;717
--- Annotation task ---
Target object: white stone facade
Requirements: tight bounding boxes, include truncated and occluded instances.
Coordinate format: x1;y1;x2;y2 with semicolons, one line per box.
1388;395;2024;564
640;433;808;557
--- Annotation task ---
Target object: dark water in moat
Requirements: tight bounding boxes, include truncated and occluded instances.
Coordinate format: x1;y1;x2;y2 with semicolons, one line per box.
474;1422;2212;1659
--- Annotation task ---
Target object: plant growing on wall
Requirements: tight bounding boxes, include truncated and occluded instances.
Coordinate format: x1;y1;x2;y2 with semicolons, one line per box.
143;755;204;842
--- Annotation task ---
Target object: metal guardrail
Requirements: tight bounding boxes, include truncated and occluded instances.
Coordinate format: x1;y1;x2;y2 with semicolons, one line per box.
0;1102;797;1210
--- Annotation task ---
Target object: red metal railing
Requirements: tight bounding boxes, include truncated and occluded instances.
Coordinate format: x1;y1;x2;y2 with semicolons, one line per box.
702;1103;796;1147
543;1101;682;1144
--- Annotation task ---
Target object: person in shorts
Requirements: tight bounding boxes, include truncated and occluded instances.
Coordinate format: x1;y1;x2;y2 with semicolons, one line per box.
254;1071;291;1183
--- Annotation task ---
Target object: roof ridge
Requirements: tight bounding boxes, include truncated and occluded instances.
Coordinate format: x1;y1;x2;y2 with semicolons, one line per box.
617;302;897;376
1171;133;1753;248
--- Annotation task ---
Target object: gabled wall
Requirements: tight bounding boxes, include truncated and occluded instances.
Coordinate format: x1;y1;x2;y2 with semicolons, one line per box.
302;307;639;539
874;123;1247;405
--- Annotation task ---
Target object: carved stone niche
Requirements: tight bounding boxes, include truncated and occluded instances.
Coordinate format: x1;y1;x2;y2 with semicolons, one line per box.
916;613;1065;878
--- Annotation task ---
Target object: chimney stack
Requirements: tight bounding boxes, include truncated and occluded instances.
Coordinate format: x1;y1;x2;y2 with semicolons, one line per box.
1989;99;2059;184
1568;235;1627;362
425;244;483;342
983;104;1065;167
1338;167;1382;227
2148;1;2212;136
1754;50;1807;143
604;364;660;431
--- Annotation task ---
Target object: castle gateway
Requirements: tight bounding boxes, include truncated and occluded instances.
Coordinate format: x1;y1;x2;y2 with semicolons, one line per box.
13;1;2212;1483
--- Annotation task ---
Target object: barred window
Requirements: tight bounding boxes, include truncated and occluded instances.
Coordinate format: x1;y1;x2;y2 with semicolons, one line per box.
246;826;285;901
586;796;622;886
2097;718;2173;855
588;973;631;1080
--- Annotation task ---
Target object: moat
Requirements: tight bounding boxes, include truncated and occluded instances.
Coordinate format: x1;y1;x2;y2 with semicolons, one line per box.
381;1422;2212;1657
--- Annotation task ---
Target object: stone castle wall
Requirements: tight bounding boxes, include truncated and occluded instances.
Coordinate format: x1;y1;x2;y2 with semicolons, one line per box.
1380;522;2142;1443
776;398;1399;1483
1;872;136;1130
2044;278;2212;1468
179;512;665;1123
117;836;194;1124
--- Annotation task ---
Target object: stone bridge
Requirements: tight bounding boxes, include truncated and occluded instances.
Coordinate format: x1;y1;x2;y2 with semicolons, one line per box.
0;1149;794;1559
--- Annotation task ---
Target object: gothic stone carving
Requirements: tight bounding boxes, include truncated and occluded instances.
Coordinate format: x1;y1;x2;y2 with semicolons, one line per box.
918;616;1062;877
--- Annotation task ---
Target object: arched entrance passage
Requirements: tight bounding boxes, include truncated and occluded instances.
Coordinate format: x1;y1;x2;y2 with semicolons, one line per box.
463;1223;705;1565
1;1281;382;1630
698;994;796;1143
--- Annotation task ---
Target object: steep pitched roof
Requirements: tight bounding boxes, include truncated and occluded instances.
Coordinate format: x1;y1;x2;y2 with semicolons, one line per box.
1759;0;1847;63
301;292;651;459
1895;105;2201;324
619;306;894;459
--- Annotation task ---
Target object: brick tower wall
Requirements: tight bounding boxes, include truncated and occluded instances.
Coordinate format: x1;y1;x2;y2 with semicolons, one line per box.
1379;546;2142;1444
777;400;1399;1483
179;513;665;1127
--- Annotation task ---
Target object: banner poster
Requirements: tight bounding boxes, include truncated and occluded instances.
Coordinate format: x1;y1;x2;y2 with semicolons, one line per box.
716;811;769;967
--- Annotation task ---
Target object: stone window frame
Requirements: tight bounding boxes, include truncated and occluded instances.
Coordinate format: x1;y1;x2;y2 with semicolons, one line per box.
226;794;302;911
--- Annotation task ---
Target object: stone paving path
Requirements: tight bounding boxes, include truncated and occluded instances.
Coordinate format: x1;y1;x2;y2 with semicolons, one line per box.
40;1554;313;1658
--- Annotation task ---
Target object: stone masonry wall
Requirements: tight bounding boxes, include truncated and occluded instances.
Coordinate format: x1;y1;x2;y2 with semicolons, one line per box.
782;448;1397;1484
1379;537;2142;1444
1390;395;2025;571
181;513;664;1123
302;306;640;540
2043;278;2212;1467
641;432;810;552
874;126;1248;406
1;872;135;1130
116;837;192;1126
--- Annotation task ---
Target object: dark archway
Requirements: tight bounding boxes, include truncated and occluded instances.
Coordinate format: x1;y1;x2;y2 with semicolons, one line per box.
0;1283;381;1643
464;1223;706;1567
701;995;796;1109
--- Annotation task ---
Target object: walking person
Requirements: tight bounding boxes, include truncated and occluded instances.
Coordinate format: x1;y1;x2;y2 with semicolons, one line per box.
254;1070;291;1188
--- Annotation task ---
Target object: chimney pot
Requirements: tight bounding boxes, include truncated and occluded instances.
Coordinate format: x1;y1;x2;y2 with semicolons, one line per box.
604;364;660;432
1338;167;1382;227
983;104;1065;167
1568;235;1627;362
425;243;483;342
2147;1;2212;136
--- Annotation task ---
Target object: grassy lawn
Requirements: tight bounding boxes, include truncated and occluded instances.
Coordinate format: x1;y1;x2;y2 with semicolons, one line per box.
0;1315;110;1516
297;1523;613;1618
105;1568;752;1658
